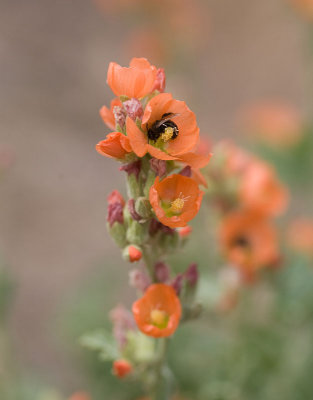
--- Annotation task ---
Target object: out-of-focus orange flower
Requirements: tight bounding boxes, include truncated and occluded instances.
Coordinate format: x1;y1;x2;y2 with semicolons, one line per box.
149;174;203;228
290;0;313;19
126;93;210;167
239;101;303;147
107;58;157;98
125;28;167;66
113;359;133;378
132;283;182;338
287;218;313;256
96;132;132;160
69;392;91;400
220;211;280;282
99;98;122;130
240;161;288;217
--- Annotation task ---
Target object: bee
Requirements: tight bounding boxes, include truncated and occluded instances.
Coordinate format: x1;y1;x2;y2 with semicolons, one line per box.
147;112;180;142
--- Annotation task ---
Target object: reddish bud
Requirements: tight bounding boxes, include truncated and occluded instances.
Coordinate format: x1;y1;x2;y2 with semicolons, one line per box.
179;166;192;177
107;203;124;227
110;304;135;348
113;359;133;378
68;392;91;400
113;105;127;128
154;261;170;283
107;189;125;206
171;274;184;295
185;263;198;287
151;68;166;93
120;160;141;179
129;268;151;292
127;199;142;221
123;245;142;262
178;225;192;238
150;158;167;177
123;98;143;120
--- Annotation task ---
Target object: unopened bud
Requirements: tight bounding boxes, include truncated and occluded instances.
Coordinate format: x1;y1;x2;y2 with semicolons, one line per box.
113;106;127;128
135;197;153;219
179;166;192;177
128;199;142;221
129;269;150;292
126;172;141;198
120;160;141;180
178;225;192;238
123;98;143;120
108;222;127;248
107;189;125;206
107;202;124;227
113;359;133;378
171;274;184;295
154;261;170;283
126;220;146;245
185;263;198;287
150;158;167;177
123;245;142;263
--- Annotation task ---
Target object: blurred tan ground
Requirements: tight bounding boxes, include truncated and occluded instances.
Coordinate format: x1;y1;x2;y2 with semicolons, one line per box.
0;0;308;392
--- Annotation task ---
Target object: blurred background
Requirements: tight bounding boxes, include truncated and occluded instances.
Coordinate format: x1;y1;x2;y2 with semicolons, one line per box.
1;0;313;399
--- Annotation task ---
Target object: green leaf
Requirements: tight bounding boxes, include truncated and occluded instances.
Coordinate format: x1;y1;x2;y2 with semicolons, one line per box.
79;330;119;361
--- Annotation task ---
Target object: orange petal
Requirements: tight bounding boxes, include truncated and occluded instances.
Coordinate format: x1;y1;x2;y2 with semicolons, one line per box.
178;152;212;169
99;105;115;130
126;117;147;157
147;145;178;160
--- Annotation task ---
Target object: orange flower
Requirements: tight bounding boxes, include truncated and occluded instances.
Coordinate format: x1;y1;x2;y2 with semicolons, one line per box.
113;359;133;378
240;161;288;217
149;174;203;228
126;93;210;168
239;101;302;147
178;225;192;238
220;211;279;282
99;98;122;130
107;58;157;98
290;0;313;19
96;132;132;160
287;218;313;256
69;392;91;400
132;284;182;338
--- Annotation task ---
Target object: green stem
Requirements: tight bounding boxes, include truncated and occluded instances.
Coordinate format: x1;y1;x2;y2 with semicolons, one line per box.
152;338;170;400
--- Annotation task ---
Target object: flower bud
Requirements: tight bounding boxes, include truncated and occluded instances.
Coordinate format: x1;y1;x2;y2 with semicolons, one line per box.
113;106;127;128
120;160;141;179
113;359;133;378
135;197;153;219
178;225;192;238
185;263;198;287
150;158;167;177
108;221;127;248
107;189;125;206
154;262;170;283
179;165;192;177
126;173;141;198
129;268;150;292
128;199;142;221
151;68;166;93
126;220;146;245
69;392;91;400
123;245;142;262
171;274;184;295
110;304;135;348
123;98;143;120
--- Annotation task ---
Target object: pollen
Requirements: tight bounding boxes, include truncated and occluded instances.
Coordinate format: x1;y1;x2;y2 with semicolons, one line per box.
150;309;169;329
170;192;189;214
161;127;174;142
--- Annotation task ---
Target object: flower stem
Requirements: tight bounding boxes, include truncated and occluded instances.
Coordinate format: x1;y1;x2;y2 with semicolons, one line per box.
151;338;171;400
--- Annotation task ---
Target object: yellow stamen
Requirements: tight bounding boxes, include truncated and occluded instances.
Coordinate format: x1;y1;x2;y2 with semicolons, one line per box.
161;127;174;142
170;198;185;214
150;309;169;329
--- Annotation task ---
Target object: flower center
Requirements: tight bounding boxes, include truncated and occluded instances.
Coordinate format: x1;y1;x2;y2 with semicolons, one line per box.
161;127;174;142
169;192;190;214
150;309;169;329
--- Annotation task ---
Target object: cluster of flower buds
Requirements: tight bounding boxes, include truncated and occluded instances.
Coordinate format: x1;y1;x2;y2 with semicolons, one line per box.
95;58;211;382
204;141;288;286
